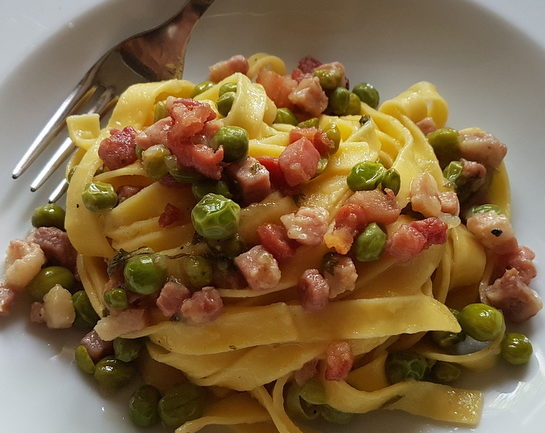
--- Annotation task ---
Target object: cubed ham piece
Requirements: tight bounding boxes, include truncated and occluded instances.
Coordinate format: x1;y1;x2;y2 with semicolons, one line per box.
280;206;329;246
180;287;224;324
483;268;542;323
256;68;297;109
80;330;114;362
156;280;191;317
314;61;348;88
4;240;46;292
257;223;298;262
410;173;442;217
324;341;354;381
94;308;148;341
158;203;183;227
234;245;281;291
117;185;143;203
347;189;401;225
466;210;517;255
27;227;77;273
255;157;292;193
459;131;507;169
288;77;328;117
323;254;358;298
289;127;335;156
226;156;271;204
294;359;319;386
498;246;537;285
416;117;437;135
298;269;329;312
208;54;249;82
98;126;138;170
278;137;321;187
439;191;460;216
135;117;172;150
0;284;16;316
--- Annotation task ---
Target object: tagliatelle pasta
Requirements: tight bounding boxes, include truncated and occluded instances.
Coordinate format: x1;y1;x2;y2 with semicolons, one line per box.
3;53;540;433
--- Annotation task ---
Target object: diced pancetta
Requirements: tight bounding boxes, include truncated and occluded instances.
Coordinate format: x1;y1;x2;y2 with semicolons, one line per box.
29;301;45;323
294;359;319;386
98;127;138;170
323;254;358;298
0;284;16;316
180;287;224;324
135;117;172;150
167;98;217;141
298;269;329;312
459;131;507;169
208;54;249;82
234;245;282;290
288;77;328;117
117;185;143;203
94;308;148;341
324;203;368;254
227;156;271;204
324;341;354;381
278;137;321;187
297;56;322;74
80;330;114;362
158;203;183;227
42;285;76;329
438;191;460;216
416;117;437;135
347;189;401;225
289;127;335;156
256;68;297;109
280;206;329;246
255;157;292;193
257;223;298;262
466;211;517;255
27;227;77;273
497;246;537;285
4;240;46;291
410;173;442;217
156;280;191;318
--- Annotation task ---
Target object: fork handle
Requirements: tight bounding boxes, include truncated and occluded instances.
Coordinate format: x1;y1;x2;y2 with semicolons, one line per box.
119;0;215;81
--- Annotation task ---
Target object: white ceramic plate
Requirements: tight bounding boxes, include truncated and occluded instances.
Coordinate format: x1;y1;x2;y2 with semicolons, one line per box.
1;1;544;432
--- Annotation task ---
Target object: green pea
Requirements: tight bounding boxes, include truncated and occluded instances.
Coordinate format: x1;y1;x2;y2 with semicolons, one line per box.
124;254;167;295
431;361;462;383
300;378;327;405
211;126;249;162
328;87;351;116
180;255;213;289
129;385;162;427
352;82;380;109
427;128;461;168
501;333;533;365
319;405;354;425
31;204;65;230
352;223;387;262
431;329;466;348
385;351;429;384
297;118;319;128
443;160;463;186
191;193;240;240
274;108;298;126
206;233;246;259
103;288;128;311
142;144;171;180
347;161;386;191
153;100;168;122
192;80;214;97
458;303;504;342
312;68;343;90
158;383;206;428
135;145;144;160
324;123;341;154
94;357;134;389
75;345;95;375
217;91;235;117
314;157;329;176
346;92;362;115
381;168;401;195
164;155;205;184
113;338;143;363
285;383;319;420
66;166;77;183
192;180;232;201
72;290;100;329
466;203;503;219
82;182;118;212
218;82;237;97
26;266;76;300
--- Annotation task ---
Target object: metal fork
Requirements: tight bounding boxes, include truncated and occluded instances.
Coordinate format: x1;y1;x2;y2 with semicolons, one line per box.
11;0;215;203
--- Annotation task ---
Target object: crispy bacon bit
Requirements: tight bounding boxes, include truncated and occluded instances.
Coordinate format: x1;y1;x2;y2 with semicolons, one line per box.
159;203;183;227
227;156;271;204
180;287;224;324
234;245;282;291
135;117;172;150
298;269;329;312
4;240;46;291
347;189;401;225
156;280;191;318
27;227;77;273
294;359;319;386
324;255;358;298
459;131;507;169
0;285;16;316
117;185;143;203
94;308;148;341
98;126;138;170
416;117;437;135
439;191;460;216
208;54;249;82
278;137;321;187
256;68;297;109
288;77;328;117
483;269;543;323
324;341;354;381
297;56;322;74
80;330;114;362
29;301;45;323
466;211;517;255
257;223;298;262
280;207;329;246
289;127;335;156
410;173;442;217
498;246;537;285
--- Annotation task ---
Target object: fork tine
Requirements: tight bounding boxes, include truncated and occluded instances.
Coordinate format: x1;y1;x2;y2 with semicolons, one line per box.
29;87;116;192
48;179;68;204
11;77;96;179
